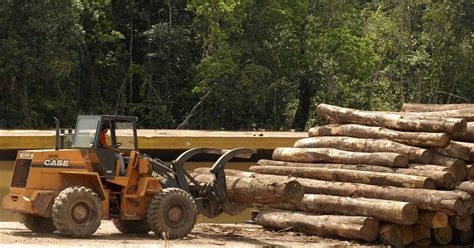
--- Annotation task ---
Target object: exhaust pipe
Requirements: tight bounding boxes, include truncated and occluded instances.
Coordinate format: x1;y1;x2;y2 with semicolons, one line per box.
53;116;60;150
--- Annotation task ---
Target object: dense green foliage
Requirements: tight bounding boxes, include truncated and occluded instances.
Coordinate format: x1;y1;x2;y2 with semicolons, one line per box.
0;0;472;130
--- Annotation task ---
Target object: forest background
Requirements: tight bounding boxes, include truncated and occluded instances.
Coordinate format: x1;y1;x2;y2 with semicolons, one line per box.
0;0;472;130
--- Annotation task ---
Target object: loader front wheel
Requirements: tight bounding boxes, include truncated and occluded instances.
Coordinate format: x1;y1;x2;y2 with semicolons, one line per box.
113;218;150;234
20;214;56;233
52;186;102;238
147;188;197;239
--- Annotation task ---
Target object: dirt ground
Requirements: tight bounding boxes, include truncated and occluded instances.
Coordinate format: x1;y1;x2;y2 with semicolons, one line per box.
0;221;364;247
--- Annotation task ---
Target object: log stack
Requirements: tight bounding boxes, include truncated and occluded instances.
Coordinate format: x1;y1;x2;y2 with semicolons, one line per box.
193;103;474;247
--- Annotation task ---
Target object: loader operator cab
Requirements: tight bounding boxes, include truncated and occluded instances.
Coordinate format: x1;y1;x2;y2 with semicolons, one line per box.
72;115;138;178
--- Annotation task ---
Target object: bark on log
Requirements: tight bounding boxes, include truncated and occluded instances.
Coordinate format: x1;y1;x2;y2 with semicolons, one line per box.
431;154;467;181
432;226;453;245
401;103;474;112
272;147;409;167
449;215;472;231
308;124;450;147
249;165;435;189
467;164;474;180
452;122;474;142
456;229;473;244
266;194;418;225
412;224;431;245
378;223;413;248
452;141;474;162
288;178;472;215
407;163;453;172
431;142;471;161
416;211;449;228
256;160;454;190
294;136;432;163
316;103;467;134
190;173;304;204
254;209;380;242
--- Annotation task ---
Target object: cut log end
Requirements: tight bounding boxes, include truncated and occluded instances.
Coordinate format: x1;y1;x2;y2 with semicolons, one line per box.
432;226;453;245
394;154;409;168
283;181;305;203
402;204;419;225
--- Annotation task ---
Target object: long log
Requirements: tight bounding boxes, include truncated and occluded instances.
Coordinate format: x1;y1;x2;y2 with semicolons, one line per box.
309;124;450;147
316;104;467;134
401;103;474;112
266;194;418;225
452;122;474;142
294;136;432;163
400;107;474;121
272;147;409;167
190;173;304;204
448;215;472;231
395;168;455;190
286;178;472;215
432;226;453;245
412;223;431;246
452;141;474;162
256;160;455;190
431;154;467;181
431;142;471;161
378;223;413;248
249;165;435;189
407;163;453;172
193;169;472;215
416;211;449;228
255;209;380;242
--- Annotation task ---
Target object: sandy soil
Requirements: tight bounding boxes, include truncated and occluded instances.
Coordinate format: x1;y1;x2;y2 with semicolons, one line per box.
0;221;363;247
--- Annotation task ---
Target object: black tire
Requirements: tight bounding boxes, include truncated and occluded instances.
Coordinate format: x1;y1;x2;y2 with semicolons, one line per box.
113;218;150;234
52;186;102;238
20;214;56;233
147;188;197;239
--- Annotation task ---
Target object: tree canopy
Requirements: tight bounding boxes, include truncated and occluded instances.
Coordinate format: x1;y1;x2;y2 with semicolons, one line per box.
0;0;472;130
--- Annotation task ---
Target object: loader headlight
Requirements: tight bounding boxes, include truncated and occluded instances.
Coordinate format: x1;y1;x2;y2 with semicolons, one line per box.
18;152;34;159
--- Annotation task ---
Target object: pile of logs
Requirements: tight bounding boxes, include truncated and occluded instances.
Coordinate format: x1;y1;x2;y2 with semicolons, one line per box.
192;103;474;247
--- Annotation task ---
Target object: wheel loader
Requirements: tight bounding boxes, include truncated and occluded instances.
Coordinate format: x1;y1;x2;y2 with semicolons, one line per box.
2;115;255;238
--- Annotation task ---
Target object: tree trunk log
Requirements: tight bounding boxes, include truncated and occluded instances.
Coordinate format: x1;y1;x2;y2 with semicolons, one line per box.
416;211;449;228
401;103;474;112
400;107;474;121
455;181;474;195
258;159;395;173
432;225;453;245
272;147;409;167
190;173;304;204
431;142;471;161
249;165;434;189
431;154;467;181
378;223;413;247
316;104;467;134
452;141;474;162
256;160;454;190
286;178;472;215
407;163;453;172
309;124;450;147
266;194;418;225
394;168;456;190
467;164;474;180
412;224;431;245
294;136;432;163
255;209;380;241
452;122;474;142
449;215;472;231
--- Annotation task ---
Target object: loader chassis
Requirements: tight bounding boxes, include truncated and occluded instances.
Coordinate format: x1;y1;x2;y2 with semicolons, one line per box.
3;115;255;239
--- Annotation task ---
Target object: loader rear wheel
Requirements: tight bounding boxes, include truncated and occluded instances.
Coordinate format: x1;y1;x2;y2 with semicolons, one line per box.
52;186;102;238
113;219;150;234
147;188;197;239
20;214;56;233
